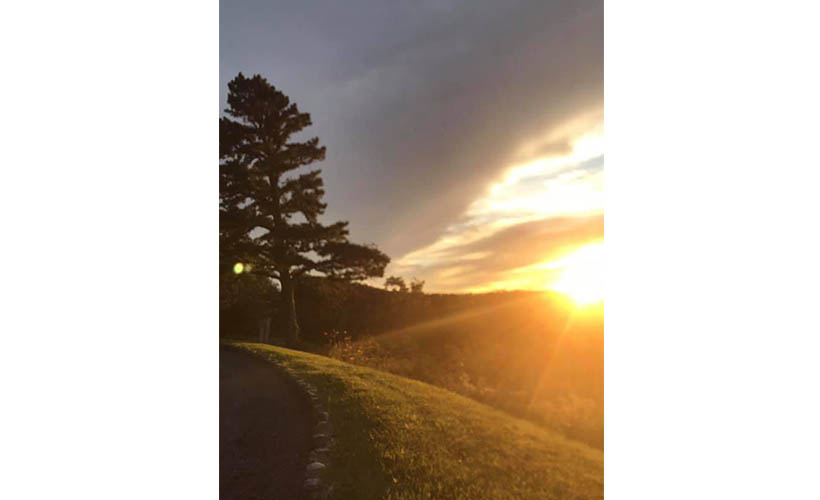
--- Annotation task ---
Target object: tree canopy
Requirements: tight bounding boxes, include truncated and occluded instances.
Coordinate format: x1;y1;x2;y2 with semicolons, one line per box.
384;276;408;292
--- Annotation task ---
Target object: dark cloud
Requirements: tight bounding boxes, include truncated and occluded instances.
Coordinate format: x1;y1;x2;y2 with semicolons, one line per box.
221;0;603;263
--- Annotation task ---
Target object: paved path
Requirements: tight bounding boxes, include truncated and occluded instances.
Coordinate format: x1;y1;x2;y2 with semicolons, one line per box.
220;348;312;500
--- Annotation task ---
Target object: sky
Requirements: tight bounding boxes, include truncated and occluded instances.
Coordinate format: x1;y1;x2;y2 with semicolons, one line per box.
221;0;603;293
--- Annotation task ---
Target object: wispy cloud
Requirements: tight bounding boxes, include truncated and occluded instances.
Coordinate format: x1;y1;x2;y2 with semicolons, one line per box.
391;116;604;292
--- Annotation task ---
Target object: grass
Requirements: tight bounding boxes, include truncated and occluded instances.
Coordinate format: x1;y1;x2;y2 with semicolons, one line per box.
231;341;603;500
325;293;604;448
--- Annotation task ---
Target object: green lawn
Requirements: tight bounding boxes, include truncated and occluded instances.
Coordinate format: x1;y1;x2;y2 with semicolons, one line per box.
229;342;603;499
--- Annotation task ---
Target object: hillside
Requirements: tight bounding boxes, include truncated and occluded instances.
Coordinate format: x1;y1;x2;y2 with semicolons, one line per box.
231;341;604;500
326;292;604;448
220;278;604;448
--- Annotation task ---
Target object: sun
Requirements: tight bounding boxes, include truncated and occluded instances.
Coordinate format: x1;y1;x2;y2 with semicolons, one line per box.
546;243;604;305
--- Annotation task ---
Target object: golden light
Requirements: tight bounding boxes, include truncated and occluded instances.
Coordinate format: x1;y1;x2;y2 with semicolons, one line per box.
546;242;604;305
233;262;245;274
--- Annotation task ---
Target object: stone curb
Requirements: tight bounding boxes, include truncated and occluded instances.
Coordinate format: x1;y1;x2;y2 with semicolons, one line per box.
223;342;335;500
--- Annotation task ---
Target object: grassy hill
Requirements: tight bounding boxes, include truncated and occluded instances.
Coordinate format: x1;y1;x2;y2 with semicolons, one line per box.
325;292;604;448
231;341;603;500
221;277;603;448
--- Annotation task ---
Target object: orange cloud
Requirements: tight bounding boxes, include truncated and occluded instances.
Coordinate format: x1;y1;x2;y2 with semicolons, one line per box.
393;214;603;293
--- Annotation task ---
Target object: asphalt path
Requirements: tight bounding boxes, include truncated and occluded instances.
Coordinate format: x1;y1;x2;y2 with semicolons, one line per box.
220;348;312;500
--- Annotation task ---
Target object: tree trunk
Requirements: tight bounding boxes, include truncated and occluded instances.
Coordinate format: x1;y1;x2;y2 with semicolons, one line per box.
280;276;301;347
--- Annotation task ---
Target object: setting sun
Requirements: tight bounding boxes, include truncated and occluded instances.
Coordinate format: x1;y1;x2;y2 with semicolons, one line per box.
546;242;604;304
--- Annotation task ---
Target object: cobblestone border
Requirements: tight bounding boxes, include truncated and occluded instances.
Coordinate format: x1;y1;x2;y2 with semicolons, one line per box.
223;342;335;500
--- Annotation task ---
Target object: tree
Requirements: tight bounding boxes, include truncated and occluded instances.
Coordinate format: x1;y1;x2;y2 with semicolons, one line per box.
384;276;408;292
409;277;425;294
220;73;390;346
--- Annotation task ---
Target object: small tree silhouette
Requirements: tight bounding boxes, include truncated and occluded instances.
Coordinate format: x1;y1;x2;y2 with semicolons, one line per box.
384;276;408;292
410;277;425;294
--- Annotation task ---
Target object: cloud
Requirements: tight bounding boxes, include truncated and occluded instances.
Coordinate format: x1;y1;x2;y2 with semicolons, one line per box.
221;0;603;257
387;113;604;292
383;110;604;293
221;0;604;292
393;213;603;292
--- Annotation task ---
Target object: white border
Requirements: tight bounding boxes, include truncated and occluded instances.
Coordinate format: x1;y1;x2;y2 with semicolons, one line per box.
606;1;820;498
2;1;820;498
2;1;218;498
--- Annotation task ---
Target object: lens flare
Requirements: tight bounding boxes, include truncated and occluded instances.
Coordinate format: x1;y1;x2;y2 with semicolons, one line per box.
233;262;245;274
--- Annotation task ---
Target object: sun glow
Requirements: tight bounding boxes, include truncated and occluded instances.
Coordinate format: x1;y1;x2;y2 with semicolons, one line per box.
545;242;604;305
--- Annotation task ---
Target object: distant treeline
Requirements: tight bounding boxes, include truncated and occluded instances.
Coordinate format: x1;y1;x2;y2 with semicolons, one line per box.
219;274;534;342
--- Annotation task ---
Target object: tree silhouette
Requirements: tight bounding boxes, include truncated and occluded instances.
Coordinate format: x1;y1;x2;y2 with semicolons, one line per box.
410;277;425;294
384;276;408;292
220;73;390;345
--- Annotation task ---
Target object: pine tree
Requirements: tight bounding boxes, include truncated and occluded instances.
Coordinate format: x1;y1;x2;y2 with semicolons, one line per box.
220;73;390;345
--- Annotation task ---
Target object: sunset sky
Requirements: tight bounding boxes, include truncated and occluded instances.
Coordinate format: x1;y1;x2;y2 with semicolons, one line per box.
221;0;603;293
